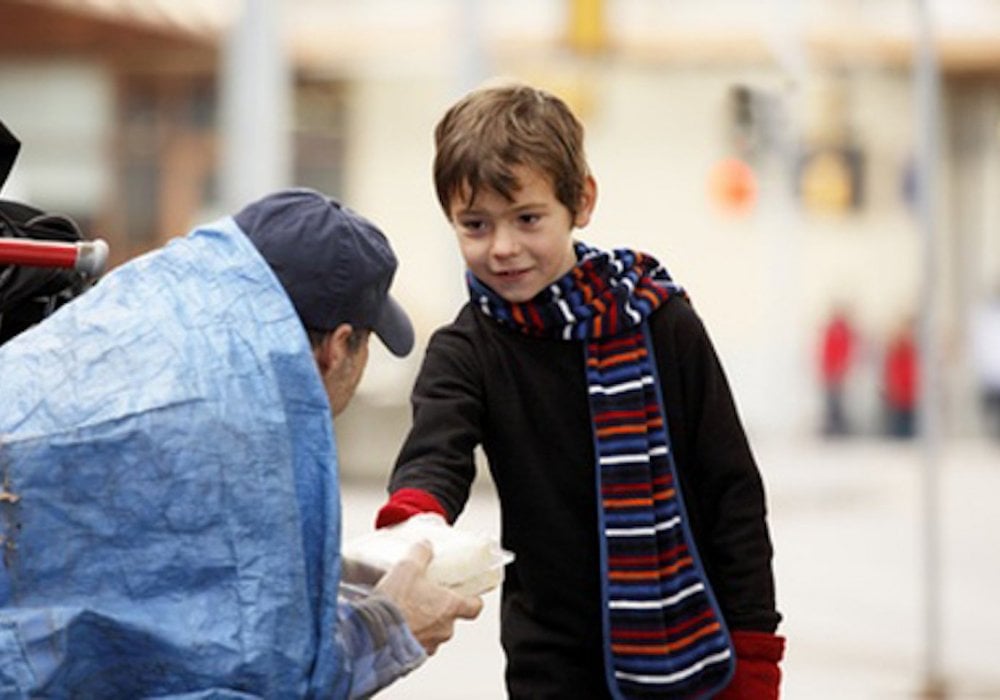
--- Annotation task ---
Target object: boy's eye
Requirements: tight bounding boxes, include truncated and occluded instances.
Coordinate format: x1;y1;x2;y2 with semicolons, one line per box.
458;219;487;234
518;213;541;225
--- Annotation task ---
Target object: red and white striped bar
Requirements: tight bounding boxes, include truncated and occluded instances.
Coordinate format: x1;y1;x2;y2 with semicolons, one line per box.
0;238;109;277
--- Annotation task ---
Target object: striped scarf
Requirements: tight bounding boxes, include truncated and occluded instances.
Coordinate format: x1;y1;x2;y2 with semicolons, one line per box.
469;242;734;698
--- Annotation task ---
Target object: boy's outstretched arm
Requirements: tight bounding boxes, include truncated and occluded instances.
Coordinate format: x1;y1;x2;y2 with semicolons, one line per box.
377;325;484;528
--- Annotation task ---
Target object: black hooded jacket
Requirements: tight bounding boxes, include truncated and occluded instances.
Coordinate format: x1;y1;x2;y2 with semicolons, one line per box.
387;294;781;697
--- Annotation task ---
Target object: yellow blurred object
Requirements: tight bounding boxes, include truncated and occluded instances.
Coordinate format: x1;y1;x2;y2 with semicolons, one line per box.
567;0;607;54
523;67;599;120
801;149;854;214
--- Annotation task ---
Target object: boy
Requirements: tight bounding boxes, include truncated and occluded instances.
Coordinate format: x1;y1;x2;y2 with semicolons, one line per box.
376;82;784;698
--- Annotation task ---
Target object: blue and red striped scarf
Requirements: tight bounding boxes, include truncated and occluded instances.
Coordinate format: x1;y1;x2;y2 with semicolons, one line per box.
469;242;734;698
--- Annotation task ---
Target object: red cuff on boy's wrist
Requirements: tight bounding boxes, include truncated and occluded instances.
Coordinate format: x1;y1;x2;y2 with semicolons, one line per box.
374;487;448;529
732;630;786;662
715;631;786;700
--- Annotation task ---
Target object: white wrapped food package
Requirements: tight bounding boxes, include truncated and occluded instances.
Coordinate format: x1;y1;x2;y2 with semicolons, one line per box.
342;513;514;595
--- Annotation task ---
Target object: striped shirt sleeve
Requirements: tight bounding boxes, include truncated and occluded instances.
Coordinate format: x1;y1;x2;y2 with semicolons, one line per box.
337;590;426;698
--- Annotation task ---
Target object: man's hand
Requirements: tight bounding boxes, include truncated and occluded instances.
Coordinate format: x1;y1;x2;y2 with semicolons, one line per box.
374;540;484;655
341;556;385;587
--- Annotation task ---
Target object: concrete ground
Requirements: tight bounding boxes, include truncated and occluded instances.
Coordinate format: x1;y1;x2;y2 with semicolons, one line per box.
339;436;1000;699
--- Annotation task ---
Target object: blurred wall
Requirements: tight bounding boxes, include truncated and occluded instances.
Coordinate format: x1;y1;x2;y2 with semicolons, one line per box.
2;0;998;481
0;61;113;218
335;60;933;480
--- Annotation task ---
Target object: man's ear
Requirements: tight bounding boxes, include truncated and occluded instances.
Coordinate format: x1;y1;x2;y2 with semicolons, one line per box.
574;175;598;229
314;323;354;375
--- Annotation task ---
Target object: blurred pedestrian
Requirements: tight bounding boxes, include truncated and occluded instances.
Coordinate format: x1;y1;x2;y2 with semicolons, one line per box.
882;317;918;439
971;288;1000;441
819;304;856;437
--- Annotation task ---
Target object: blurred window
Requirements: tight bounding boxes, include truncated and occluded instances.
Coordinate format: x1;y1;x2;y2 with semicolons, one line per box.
293;78;348;198
116;74;217;247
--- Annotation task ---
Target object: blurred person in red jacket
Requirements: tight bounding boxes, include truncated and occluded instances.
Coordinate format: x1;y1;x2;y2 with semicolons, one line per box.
819;305;857;437
882;317;918;439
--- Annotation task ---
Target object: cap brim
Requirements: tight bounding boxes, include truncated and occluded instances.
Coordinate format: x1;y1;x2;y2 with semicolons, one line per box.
373;294;414;357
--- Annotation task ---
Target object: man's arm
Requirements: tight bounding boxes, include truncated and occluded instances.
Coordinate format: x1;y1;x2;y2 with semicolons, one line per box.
337;541;483;699
373;540;483;654
337;592;425;699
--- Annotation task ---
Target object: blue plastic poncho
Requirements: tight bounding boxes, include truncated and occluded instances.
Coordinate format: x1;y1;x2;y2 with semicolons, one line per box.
0;218;349;698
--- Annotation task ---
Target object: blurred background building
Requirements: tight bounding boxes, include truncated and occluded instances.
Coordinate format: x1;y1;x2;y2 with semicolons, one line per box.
2;1;1000;697
3;0;1000;454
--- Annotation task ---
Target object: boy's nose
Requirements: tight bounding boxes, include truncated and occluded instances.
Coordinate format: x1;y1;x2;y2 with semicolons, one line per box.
490;226;520;258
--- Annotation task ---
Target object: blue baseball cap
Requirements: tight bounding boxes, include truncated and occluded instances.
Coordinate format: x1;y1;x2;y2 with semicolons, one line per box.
235;188;414;357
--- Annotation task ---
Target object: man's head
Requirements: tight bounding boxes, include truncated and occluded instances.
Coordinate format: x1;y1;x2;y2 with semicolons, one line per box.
235;188;414;414
235;188;413;355
433;81;591;222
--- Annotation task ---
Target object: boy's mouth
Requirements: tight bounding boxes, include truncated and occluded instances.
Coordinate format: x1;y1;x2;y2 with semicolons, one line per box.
494;267;530;279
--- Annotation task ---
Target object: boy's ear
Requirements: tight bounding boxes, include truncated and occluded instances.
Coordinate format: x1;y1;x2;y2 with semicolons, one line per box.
574;175;598;228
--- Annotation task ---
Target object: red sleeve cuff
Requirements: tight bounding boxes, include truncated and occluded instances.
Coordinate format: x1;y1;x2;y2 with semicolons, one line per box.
715;631;786;700
374;487;449;528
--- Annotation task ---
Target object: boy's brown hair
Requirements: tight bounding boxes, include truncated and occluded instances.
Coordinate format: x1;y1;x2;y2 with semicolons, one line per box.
433;81;590;219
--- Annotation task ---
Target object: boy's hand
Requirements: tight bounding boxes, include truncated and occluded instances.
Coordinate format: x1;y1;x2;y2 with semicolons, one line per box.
375;487;449;528
715;630;785;700
374;540;484;655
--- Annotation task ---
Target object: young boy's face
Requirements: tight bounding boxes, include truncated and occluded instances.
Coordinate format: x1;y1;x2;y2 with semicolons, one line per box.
448;165;595;303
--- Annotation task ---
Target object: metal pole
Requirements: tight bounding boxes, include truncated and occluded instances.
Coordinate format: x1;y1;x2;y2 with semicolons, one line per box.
913;0;946;697
458;0;487;93
219;0;292;212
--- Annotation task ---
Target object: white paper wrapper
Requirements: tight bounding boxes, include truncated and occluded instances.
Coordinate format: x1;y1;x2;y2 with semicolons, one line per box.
342;514;514;595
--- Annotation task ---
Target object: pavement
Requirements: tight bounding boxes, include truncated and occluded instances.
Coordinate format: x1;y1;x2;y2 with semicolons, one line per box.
339;436;1000;699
